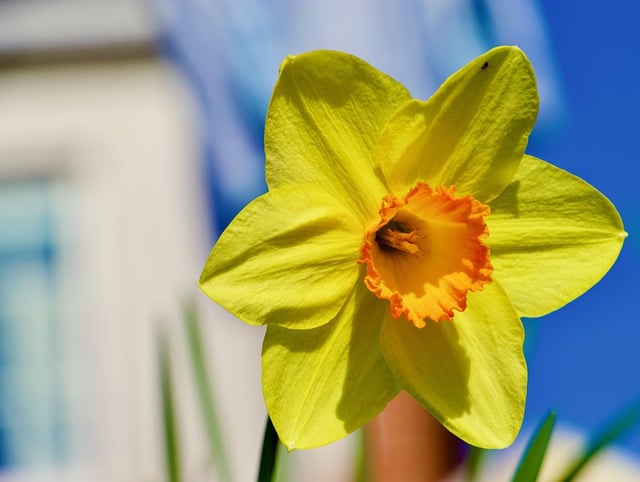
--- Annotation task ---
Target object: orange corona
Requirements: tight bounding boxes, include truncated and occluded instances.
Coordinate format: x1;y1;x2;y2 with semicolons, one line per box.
359;183;493;328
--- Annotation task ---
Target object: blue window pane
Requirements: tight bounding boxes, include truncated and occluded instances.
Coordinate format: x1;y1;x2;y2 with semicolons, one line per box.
0;178;68;469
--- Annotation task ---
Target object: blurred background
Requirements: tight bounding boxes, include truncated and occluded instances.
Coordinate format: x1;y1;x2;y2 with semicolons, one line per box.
0;0;638;480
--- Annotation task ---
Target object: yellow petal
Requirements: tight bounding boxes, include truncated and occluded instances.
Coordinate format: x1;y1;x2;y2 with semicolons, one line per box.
262;277;398;450
378;46;538;202
199;186;362;329
380;281;526;448
488;155;626;318
265;50;411;221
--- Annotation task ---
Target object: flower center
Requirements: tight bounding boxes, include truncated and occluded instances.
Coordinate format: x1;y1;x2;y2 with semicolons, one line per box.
376;221;424;256
359;183;493;328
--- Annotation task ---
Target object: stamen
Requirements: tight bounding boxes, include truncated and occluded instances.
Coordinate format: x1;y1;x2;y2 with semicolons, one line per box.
376;222;423;256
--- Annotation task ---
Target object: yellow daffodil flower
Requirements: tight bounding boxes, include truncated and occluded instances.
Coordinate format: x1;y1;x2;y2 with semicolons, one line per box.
199;46;625;450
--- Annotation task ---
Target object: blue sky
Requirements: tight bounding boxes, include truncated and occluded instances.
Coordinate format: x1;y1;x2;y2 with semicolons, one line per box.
524;0;640;453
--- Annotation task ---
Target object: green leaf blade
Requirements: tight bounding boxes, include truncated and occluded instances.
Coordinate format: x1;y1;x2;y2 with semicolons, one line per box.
258;417;280;482
512;411;556;482
183;300;234;482
559;401;640;482
158;328;181;482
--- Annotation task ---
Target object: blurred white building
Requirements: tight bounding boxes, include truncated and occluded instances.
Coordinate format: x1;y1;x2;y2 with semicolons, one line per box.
0;1;226;480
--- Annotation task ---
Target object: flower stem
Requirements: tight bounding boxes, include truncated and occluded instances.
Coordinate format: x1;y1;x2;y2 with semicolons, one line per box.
366;392;461;481
257;416;279;482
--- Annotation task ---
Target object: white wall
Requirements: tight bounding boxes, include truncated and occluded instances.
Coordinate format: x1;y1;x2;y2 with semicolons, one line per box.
0;57;239;482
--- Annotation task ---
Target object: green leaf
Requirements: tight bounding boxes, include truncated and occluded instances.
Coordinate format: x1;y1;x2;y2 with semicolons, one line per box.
258;417;280;482
183;300;233;482
354;429;370;482
158;328;181;482
272;442;293;482
464;445;489;481
512;411;556;482
559;401;640;481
